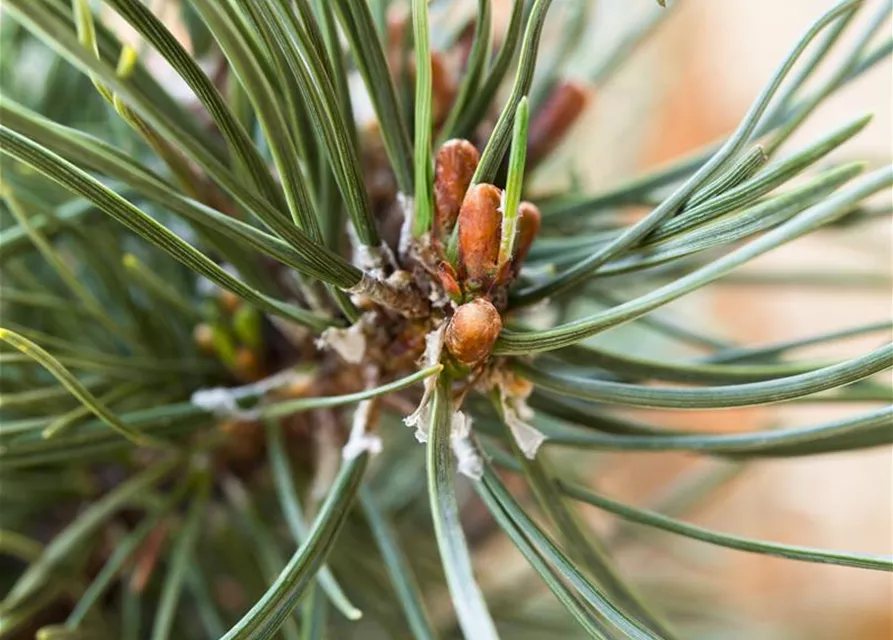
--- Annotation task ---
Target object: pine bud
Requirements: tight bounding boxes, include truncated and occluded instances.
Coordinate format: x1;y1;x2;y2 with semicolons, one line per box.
445;298;503;367
438;261;463;302
434;139;480;240
458;183;502;290
511;201;542;275
527;82;589;166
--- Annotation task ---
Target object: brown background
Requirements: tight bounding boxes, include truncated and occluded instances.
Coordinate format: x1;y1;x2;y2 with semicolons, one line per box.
544;1;892;636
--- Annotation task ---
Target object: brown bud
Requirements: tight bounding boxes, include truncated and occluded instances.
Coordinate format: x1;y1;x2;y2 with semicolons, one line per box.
511;201;542;274
434;139;480;240
527;82;589;166
445;298;503;367
438;261;463;302
458;183;502;290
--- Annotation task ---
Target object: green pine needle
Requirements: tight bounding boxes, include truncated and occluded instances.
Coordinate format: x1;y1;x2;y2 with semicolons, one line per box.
411;0;434;237
497;97;529;269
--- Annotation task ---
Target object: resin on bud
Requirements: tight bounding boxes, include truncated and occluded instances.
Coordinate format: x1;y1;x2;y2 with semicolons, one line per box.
527;81;589;167
457;183;502;290
444;298;503;367
433;139;480;240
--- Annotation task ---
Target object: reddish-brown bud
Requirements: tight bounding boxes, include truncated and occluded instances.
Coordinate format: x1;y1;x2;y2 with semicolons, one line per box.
512;201;542;274
445;298;503;367
434;139;480;240
527;82;589;166
458;183;502;290
438;261;463;302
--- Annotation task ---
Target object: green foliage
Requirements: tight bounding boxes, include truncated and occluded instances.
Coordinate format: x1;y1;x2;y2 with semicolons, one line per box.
0;1;890;639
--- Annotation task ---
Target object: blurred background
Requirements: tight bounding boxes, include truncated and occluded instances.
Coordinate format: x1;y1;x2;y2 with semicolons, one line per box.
6;0;889;637
109;0;893;636
521;1;892;637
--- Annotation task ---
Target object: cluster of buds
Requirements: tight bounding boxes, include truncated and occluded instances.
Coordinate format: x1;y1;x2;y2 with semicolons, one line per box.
430;139;541;370
372;8;590;374
194;290;266;383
